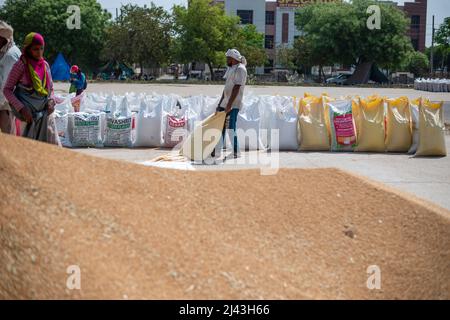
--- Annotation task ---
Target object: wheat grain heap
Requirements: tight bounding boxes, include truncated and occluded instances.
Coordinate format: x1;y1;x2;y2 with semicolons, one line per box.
0;133;449;299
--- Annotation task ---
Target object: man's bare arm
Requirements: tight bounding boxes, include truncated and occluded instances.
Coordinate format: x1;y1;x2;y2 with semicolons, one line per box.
225;85;241;113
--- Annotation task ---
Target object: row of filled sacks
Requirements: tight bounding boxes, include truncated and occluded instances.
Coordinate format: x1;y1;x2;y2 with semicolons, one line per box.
298;94;447;156
414;78;450;92
54;93;223;148
53;92;301;151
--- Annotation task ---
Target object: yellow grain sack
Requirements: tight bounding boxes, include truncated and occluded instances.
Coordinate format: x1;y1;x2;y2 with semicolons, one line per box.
299;95;330;151
354;96;386;153
180;111;226;161
408;98;421;154
385;97;412;153
352;97;361;138
416;99;447;157
322;95;335;139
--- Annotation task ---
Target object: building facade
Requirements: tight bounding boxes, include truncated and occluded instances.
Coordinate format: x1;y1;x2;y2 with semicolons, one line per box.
398;0;427;52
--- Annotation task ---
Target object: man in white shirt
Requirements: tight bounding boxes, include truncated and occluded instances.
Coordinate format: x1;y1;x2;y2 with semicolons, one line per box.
0;21;21;134
213;49;247;160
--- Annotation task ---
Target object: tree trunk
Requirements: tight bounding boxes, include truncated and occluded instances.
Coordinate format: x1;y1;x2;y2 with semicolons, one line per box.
207;61;215;81
318;65;323;83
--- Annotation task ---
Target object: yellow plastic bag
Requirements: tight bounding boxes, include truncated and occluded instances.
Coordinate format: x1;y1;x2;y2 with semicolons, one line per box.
416;99;447;157
354;96;386;153
352;97;361;138
385;97;412;153
298;95;330;151
180;112;226;161
408;98;421;154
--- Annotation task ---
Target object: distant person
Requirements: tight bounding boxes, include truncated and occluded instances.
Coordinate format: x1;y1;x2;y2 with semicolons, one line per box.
0;21;21;134
69;65;87;96
212;49;247;160
3;32;59;144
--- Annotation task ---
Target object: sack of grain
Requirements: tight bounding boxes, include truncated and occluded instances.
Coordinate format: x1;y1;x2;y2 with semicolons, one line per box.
385;97;412;153
161;95;188;148
264;95;299;151
237;95;266;151
415;99;447;157
408;98;421;155
54;97;74;147
327;99;357;152
354;96;386;153
104;96;133;148
68;112;105;148
298;95;330;151
133;96;163;148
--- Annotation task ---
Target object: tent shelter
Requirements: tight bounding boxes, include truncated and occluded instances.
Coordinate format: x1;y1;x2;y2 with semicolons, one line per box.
344;62;389;85
51;53;71;81
97;60;134;80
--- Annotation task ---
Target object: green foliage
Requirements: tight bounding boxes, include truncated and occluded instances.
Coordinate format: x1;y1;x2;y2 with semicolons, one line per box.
235;25;268;69
402;50;429;77
295;0;413;69
276;44;295;69
0;0;111;73
102;3;172;72
172;0;240;79
435;17;450;46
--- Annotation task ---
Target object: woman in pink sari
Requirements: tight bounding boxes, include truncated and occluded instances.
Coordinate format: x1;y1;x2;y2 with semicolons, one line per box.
3;32;59;144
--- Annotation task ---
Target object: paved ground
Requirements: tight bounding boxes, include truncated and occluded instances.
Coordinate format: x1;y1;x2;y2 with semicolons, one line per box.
54;82;450;123
74;136;450;211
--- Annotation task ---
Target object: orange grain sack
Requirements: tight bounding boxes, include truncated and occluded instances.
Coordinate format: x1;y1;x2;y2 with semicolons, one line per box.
299;95;330;151
416;99;447;157
385;97;412;153
355;96;386;153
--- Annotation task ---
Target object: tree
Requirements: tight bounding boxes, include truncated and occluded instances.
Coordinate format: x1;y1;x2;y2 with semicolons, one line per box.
276;44;295;70
172;0;240;80
0;0;111;74
435;17;450;72
235;25;267;71
295;0;412;72
403;51;429;77
435;17;450;46
102;3;173;76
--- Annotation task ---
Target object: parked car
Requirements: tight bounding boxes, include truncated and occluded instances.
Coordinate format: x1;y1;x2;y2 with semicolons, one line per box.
326;73;352;85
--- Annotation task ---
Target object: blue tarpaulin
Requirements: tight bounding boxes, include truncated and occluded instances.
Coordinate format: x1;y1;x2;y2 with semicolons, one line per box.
51;53;71;81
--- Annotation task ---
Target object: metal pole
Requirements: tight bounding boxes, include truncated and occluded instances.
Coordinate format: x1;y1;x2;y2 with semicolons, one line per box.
430;15;435;75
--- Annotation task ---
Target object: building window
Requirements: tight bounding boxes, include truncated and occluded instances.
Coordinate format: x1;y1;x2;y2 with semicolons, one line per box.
237;10;253;25
282;13;289;44
265;35;274;49
411;15;420;30
266;11;275;25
